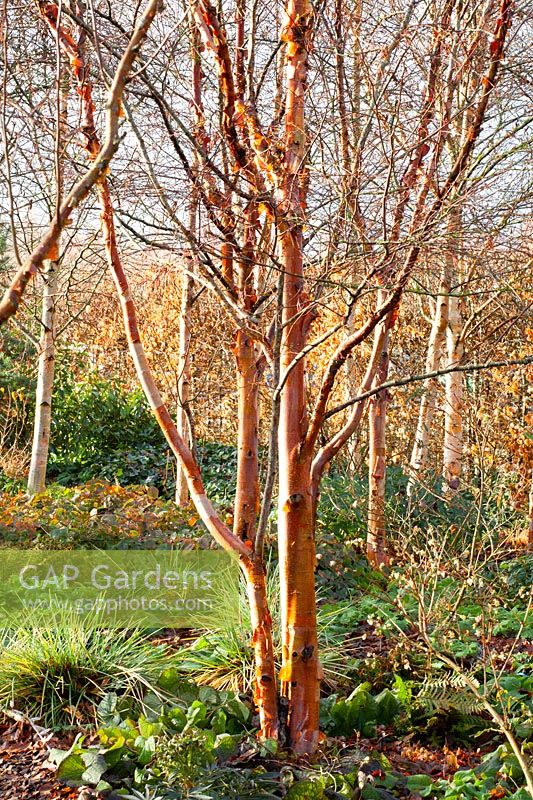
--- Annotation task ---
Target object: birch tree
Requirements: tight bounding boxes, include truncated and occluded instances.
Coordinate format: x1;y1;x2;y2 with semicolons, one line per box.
27;67;69;495
0;0;522;754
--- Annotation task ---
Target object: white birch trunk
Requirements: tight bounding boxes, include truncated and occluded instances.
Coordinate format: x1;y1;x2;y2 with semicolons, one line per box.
443;290;464;493
27;259;58;495
27;76;67;495
407;266;451;496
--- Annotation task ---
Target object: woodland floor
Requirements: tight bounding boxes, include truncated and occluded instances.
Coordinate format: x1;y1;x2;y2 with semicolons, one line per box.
0;718;491;800
0;482;530;798
1;628;531;799
0;722;80;800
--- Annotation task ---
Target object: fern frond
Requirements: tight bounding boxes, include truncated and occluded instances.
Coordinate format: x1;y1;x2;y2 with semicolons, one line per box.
418;671;485;715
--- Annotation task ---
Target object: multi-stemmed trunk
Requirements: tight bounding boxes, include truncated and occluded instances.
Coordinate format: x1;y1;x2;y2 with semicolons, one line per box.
233;203;261;547
242;555;278;739
44;5;280;743
233;331;260;546
176;15;204;507
27;0;513;760
234;316;278;737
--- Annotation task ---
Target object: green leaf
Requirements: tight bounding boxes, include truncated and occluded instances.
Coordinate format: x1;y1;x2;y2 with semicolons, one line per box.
102;739;126;768
166;706;188;732
394;674;412;707
48;748;71;767
98;692;119;724
374;688;401;723
210;708;227;734
224;697;251;724
330;684;377;737
141;691;165;720
406;774;433;797
186;700;208;728
259;738;279;756
81;752;108;786
134;734;157;766
213;733;239;761
56;753;86;785
361;787;383;800
198;686;219;705
138;714;163;738
158;667;197;698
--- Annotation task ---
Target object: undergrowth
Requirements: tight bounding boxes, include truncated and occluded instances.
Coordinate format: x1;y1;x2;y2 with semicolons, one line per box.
0;616;173;729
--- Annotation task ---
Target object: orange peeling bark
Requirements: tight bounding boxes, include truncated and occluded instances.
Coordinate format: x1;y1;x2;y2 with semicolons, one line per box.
242;555;279;740
276;0;320;754
278;226;320;755
233;206;279;740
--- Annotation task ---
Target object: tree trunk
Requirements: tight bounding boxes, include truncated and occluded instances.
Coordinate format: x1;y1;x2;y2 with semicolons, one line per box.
443;292;464;492
233;204;260;547
340;0;363;474
278;227;320;754
233;205;280;740
528;468;533;548
27;258;58;495
27;74;68;496
176;15;203;507
233;334;261;545
175;199;196;507
242;555;279;740
175;266;193;506
275;0;320;753
367;313;391;567
443;211;464;494
407;265;451;496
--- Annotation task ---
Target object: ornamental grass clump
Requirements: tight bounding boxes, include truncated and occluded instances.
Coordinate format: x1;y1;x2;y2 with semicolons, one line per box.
0;616;171;729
